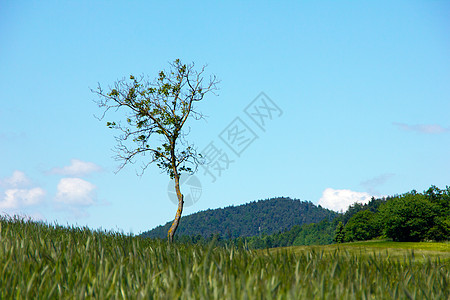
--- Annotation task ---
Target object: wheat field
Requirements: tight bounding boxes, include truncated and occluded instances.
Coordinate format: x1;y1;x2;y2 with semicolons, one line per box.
1;216;448;299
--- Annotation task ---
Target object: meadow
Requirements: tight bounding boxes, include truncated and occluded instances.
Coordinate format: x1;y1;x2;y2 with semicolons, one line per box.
1;216;449;299
271;239;450;262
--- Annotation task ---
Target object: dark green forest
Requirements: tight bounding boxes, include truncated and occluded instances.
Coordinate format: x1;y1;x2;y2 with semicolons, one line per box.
141;197;337;239
142;186;449;249
241;196;390;249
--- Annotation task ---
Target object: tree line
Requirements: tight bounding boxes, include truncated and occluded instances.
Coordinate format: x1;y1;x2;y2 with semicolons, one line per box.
335;185;450;243
242;185;449;249
185;185;449;249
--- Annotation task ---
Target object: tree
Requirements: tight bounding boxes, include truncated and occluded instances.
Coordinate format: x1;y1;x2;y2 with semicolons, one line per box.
378;192;437;242
93;59;218;243
343;210;377;242
423;185;450;241
427;215;450;241
334;221;345;243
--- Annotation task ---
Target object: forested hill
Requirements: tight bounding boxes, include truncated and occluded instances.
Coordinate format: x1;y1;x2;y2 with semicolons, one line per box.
141;197;338;239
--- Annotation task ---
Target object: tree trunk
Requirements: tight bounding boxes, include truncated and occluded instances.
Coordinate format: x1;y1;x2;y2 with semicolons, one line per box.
167;175;184;243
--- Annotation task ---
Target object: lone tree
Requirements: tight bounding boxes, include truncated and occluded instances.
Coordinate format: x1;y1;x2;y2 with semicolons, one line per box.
93;59;218;242
334;221;345;244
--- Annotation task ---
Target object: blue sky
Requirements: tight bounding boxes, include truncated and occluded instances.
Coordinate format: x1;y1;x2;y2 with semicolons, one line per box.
1;1;449;234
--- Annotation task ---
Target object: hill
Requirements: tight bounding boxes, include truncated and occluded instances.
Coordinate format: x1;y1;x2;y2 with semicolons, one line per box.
141;197;338;239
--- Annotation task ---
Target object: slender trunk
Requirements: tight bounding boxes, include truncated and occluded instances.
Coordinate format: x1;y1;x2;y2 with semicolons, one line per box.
167;174;184;243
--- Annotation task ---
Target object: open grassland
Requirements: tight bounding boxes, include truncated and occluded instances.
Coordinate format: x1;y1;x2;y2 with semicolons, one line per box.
1;217;449;299
272;239;450;262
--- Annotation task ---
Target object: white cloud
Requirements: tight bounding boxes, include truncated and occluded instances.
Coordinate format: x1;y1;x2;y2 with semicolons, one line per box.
0;171;46;216
50;159;102;177
393;122;449;134
0;188;46;210
0;170;31;188
318;188;373;212
55;178;96;206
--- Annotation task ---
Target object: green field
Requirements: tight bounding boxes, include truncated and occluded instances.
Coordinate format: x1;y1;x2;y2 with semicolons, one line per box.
1;217;449;299
272;239;450;262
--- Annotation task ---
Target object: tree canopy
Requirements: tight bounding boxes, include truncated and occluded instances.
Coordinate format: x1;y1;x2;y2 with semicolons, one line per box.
339;185;450;243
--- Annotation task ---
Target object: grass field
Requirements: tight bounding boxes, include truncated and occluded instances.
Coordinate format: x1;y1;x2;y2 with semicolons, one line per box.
271;239;450;262
1;216;449;299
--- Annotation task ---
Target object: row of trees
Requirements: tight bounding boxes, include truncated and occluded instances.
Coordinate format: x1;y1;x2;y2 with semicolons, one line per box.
336;186;450;243
243;219;337;249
